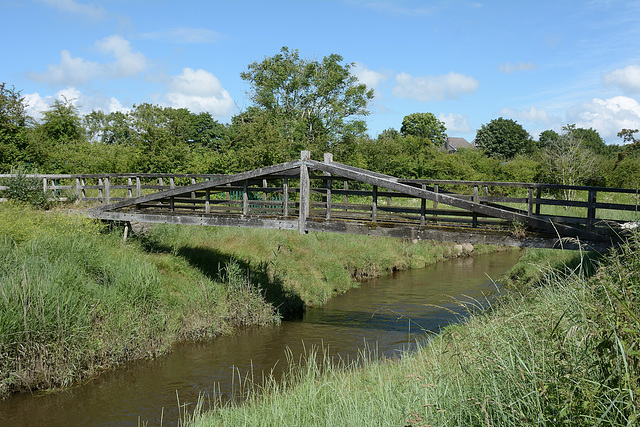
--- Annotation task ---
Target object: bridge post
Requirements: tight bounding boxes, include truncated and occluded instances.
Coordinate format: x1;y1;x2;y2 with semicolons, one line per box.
420;184;426;226
587;190;597;232
528;187;534;216
372;185;378;221
283;178;289;216
75;178;81;204
298;151;311;234
472;185;478;227
323;153;333;220
104;177;111;204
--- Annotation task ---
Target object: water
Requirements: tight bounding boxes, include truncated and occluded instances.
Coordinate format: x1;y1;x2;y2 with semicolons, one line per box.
0;251;521;426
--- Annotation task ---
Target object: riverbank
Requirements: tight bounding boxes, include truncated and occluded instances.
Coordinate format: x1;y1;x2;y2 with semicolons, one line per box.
186;235;640;425
0;203;505;399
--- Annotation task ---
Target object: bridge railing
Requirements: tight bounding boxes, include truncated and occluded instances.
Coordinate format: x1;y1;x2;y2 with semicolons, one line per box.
1;172;638;232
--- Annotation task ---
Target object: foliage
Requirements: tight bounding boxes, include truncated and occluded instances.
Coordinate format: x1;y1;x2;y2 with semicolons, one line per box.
400;112;447;146
475;117;531;159
0;206;277;398
240;47;374;149
540;129;599;200
0;83;31;172
2;167;48;207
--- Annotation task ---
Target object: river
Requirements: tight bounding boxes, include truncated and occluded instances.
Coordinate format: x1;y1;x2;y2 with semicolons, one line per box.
0;250;521;426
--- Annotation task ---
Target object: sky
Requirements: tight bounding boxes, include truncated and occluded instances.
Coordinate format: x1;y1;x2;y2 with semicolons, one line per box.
2;0;640;145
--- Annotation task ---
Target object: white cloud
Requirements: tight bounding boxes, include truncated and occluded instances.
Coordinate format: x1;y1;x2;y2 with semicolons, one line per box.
24;88;129;120
498;61;537;74
40;0;107;20
603;65;640;93
352;62;391;91
27;35;148;86
439;113;472;133
567;96;640;141
139;27;223;44
499;106;559;125
95;35;148;77
392;72;478;101
163;68;234;117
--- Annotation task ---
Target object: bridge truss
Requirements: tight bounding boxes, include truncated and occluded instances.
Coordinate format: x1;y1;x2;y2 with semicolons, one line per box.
86;152;637;251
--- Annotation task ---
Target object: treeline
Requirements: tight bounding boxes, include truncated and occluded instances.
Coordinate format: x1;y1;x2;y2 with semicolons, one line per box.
2;47;640;189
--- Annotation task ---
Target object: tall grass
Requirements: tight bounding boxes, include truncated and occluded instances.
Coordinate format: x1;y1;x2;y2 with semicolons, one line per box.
186;236;640;426
143;224;502;309
0;203;278;398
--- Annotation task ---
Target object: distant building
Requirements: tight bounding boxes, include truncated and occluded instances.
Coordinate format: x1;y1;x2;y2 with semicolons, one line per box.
443;137;475;153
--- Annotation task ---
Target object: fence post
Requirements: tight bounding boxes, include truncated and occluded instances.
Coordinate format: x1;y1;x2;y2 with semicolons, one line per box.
283;178;289;216
324;153;333;220
535;187;542;215
372;185;378;222
420;183;426;226
242;180;249;216
205;178;211;214
104;177;111;204
298;150;310;234
169;177;175;211
75;178;81;204
528;187;534;217
472;185;478;227
127;177;133;198
587;190;597;232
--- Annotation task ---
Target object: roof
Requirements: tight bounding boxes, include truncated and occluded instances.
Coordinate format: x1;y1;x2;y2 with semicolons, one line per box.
443;137;475;152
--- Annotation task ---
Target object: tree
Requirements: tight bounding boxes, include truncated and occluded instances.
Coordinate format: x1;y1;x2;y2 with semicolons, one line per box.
538;129;560;149
38;97;84;143
0;83;32;172
400;112;447;146
541;129;599;200
563;124;607;155
240;46;374;150
475;117;531;159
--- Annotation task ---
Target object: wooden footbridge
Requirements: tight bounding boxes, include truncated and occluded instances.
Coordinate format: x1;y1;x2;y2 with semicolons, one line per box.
4;152;638;250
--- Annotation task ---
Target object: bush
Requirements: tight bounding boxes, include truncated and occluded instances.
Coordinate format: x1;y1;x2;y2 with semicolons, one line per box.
3;167;47;207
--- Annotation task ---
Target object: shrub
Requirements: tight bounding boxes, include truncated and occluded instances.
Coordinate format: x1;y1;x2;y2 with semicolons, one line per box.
3;167;47;207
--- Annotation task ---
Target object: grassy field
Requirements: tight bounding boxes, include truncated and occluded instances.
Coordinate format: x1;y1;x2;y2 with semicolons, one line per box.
0;202;496;398
185;235;640;426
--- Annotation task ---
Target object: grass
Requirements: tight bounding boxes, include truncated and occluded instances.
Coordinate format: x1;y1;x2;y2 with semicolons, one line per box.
141;224;504;308
184;235;640;426
0;202;499;399
0;202;278;398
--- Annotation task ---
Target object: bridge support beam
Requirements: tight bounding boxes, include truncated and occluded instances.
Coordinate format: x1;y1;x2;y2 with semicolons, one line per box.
298;151;311;234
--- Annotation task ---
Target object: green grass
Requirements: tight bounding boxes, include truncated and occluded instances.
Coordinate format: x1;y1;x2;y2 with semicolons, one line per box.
0;202;498;398
185;237;640;426
142;224;503;308
0;202;278;398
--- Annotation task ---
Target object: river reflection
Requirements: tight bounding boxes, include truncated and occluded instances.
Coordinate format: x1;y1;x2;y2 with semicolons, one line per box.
0;250;521;427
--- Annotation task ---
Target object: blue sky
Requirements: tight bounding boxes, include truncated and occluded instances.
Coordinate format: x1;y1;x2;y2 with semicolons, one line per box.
3;0;640;144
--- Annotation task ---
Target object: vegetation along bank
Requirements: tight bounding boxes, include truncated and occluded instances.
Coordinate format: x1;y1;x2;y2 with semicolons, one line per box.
0;202;497;399
186;234;640;426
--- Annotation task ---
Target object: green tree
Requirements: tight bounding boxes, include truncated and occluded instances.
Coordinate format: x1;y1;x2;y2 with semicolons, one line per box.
38;97;85;144
475;117;531;159
563;124;607;155
537;129;560;149
240;46;374;150
400;112;447;146
0;83;32;172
